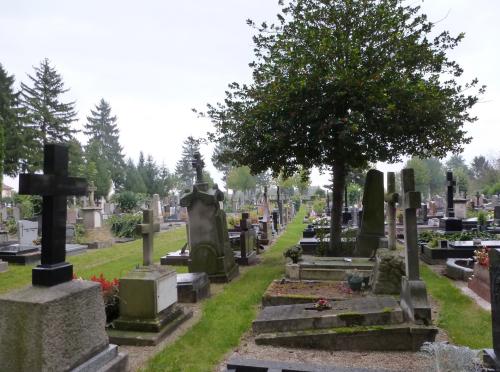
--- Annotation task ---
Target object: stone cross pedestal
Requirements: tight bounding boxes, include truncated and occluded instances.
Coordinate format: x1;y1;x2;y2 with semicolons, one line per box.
400;168;431;324
110;209;190;346
19;144;87;286
0;144;128;371
384;172;399;251
137;209;160;266
484;248;500;370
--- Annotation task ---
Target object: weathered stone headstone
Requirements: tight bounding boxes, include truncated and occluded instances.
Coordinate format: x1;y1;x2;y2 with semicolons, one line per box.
110;209;191;346
355;169;385;256
384;172;399;251
66;208;78;224
181;152;239;282
494;206;500;222
483;248;500;370
399;168;431;324
0;144;128;371
12;206;20;221
235;212;258;265
272;210;279;232
0;260;7;273
80;183;113;249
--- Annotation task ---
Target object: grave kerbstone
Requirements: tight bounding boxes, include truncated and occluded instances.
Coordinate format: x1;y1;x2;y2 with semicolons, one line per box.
399;168;431;325
181;152;239;283
355;169;385;256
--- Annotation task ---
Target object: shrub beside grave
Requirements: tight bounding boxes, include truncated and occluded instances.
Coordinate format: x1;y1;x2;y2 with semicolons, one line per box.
107;213;142;238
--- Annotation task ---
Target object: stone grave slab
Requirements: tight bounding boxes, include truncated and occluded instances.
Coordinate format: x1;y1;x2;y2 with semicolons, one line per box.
0;244;41;264
421;240;500;264
286;255;374;281
65;243;87;257
177;272;210;303
226;357;383;372
253;296;403;334
161;244;189;266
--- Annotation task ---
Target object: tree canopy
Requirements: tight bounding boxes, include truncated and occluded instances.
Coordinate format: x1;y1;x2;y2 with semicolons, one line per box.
202;0;484;251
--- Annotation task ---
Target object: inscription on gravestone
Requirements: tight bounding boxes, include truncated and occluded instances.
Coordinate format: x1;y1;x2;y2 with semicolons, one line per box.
19;144;87;286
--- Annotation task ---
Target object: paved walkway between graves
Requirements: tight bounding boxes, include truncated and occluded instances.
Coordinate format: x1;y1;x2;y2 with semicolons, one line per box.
0;226;187;295
142;212;305;372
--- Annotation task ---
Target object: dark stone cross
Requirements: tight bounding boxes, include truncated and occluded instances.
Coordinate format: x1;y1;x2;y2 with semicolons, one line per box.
136;209;160;266
19;144;87;286
191;152;205;184
446;171;456;217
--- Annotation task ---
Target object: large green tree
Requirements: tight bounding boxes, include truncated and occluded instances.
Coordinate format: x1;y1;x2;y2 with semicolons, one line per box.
203;0;483;252
84;99;125;188
21;58;78;171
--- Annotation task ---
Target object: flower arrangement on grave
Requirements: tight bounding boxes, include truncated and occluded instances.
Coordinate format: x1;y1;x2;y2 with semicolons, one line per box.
74;273;120;322
474;247;490;267
283;245;303;264
313;298;331;311
32;236;41;246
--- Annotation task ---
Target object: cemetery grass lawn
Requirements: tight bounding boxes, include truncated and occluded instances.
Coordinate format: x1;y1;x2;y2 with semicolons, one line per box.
421;264;492;349
0;227;188;295
144;209;306;372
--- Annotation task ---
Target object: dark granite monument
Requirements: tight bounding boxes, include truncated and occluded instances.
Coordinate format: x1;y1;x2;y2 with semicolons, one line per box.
0;143;128;371
439;171;463;232
234;212;258;265
176;272;211;303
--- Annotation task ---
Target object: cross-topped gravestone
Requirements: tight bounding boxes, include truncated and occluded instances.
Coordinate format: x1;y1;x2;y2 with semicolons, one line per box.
401;168;421;280
446;171;455;217
19;143;87;286
136;209;160;266
384;172;399;251
88;181;97;207
191;152;205;184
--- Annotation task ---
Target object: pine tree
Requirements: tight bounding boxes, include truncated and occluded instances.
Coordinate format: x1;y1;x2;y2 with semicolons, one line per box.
123;158;147;194
84;99;125;188
175;136;201;190
0;64;26;177
21;58;77;171
85;139;112;198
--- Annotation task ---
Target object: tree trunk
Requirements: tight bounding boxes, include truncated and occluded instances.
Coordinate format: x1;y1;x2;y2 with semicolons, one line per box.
329;162;346;255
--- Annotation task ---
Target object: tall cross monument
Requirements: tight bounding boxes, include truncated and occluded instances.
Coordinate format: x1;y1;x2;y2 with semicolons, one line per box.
191;152;205;184
19;143;87;286
137;209;160;266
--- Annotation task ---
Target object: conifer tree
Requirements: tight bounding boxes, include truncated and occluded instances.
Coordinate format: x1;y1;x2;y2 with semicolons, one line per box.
21;58;77;171
175;136;202;190
123;158;147;194
84;99;125;188
0;64;25;177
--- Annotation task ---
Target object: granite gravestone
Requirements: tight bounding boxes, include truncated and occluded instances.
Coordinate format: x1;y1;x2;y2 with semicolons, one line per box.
152;193;163;224
483;248;500;370
110;209;191;346
0;144;128;371
384;172;399;251
234;212;258;265
181;152;239;282
399;168;431;324
355;169;385;256
439;171;463;232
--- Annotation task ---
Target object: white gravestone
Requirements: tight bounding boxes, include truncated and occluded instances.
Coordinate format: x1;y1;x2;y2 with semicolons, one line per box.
18;220;38;246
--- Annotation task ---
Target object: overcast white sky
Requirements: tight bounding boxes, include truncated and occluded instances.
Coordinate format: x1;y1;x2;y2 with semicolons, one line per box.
1;0;498;190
